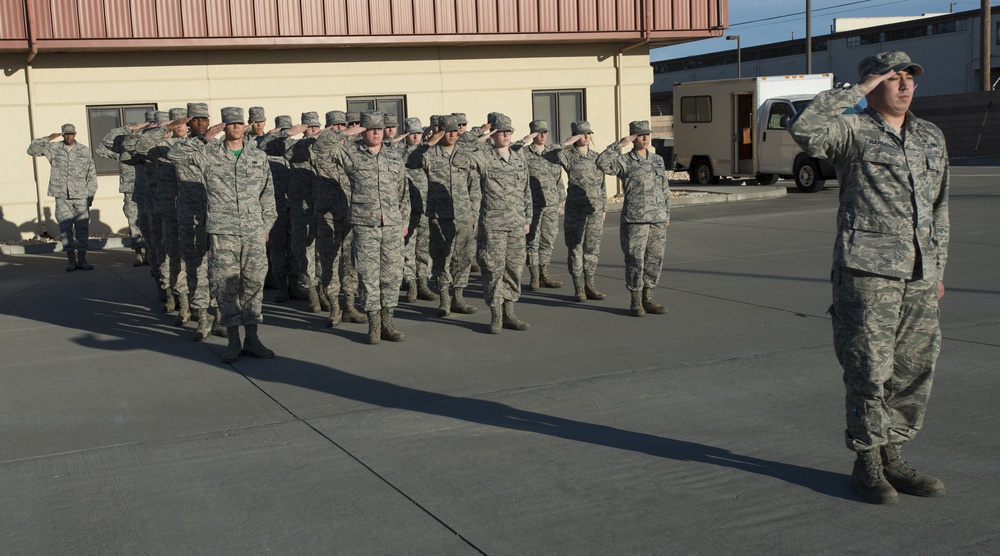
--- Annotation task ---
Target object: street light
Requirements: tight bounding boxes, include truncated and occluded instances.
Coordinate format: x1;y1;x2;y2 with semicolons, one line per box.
727;35;742;78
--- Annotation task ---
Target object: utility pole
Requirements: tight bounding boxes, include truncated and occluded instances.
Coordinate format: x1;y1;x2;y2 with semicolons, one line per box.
983;0;992;92
806;0;812;73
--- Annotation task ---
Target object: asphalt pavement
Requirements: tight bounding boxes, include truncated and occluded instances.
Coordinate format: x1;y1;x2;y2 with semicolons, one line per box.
1;173;998;554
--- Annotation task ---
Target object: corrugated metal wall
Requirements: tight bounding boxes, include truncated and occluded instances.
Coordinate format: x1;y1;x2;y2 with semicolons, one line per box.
1;0;724;48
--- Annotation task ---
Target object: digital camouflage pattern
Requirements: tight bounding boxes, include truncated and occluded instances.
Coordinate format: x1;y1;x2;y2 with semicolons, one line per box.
514;142;566;269
28;137;98;253
310;131;360;303
135;128;187;296
403;143;432;282
598;143;671;292
169;137;213;311
789;86;949;281
96;126;144;246
597;143;671;224
789;81;950;453
171;136;277;327
453;142;532;306
555;146;605;278
283;135;319;290
313;132;408;311
28;138;97;201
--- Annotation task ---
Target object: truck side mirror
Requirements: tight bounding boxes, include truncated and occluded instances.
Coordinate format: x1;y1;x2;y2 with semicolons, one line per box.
778;115;789;129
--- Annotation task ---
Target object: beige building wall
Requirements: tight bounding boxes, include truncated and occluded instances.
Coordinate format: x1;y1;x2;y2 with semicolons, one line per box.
1;45;652;241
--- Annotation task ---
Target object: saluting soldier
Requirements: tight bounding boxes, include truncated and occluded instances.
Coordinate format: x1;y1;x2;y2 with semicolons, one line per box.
789;51;949;505
597;120;671;317
27;123;98;272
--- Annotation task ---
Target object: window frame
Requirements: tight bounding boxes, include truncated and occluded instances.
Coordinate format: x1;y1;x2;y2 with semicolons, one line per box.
345;95;407;123
679;95;712;124
86;103;157;176
531;89;587;144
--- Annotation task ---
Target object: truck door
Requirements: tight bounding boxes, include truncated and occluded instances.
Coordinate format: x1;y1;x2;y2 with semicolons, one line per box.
732;93;753;175
757;100;799;175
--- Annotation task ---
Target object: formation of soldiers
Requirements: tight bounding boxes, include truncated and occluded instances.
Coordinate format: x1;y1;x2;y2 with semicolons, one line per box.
93;103;672;358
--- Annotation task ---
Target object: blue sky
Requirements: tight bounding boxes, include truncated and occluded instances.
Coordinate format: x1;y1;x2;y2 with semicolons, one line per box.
651;0;990;62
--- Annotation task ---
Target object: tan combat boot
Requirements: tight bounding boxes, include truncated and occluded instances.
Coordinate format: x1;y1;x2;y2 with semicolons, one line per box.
852;449;899;505
881;443;945;497
380;308;406;342
502;301;530;331
641;287;668;315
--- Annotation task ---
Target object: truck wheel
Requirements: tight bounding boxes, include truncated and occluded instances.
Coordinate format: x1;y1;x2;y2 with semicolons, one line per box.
691;160;717;185
755;173;779;185
794;159;826;193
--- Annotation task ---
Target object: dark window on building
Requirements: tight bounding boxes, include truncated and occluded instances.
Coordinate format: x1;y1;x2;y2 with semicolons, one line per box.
847;32;880;47
997;21;1000;45
885;25;928;42
87;104;156;175
346;95;407;123
932;19;966;35
680;96;712;123
532;89;586;143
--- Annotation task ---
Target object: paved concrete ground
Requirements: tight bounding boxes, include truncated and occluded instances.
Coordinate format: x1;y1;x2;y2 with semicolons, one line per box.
1;172;998;554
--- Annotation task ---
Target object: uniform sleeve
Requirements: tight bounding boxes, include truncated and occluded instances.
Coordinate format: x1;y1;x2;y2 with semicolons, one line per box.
86;155;98;197
95;127;127;160
787;87;865;162
167;137;207;169
595;143;624;176
134;127;171;156
257;131;288;156
397;158;410;225
933;151;950;279
27;138;52;158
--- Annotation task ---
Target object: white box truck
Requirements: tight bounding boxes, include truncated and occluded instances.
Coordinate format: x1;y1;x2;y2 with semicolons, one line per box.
672;73;836;192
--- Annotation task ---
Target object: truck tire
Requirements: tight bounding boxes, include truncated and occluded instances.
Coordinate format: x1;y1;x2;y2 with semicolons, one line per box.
755;173;779;185
794;158;825;193
690;160;719;185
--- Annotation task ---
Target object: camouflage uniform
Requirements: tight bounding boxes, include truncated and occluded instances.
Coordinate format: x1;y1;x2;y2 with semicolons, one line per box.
284;114;321;298
170;122;277;328
453;136;532;308
513;128;566;272
597;135;671;293
407;135;477;297
27;131;98;255
310;131;361;311
555;145;606;282
402;140;432;285
134;117;189;303
312;122;409;313
95;125;144;251
789;63;950;455
254;120;293;288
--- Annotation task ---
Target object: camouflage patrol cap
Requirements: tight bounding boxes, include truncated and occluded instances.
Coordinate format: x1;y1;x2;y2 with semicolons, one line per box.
451;113;468;125
326;110;347;126
429;115;441;128
438;115;459;132
487;112;500;126
529;120;549;133
571;121;593;135
221;107;245;125
187;102;210;119
61;123;76;134
491;114;514;133
144;109;156;123
857;50;923;79
154;111;170;124
248;106;266;123
275;115;293;129
301;111;321;127
383;113;399;127
628;120;651;135
404;117;423;134
346;111;361;124
168;107;186;120
360;110;385;129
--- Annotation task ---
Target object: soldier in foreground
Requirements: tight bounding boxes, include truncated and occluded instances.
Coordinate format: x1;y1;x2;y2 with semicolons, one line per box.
597;120;670;317
789;51;949;505
27;123;98;271
171;107;278;363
